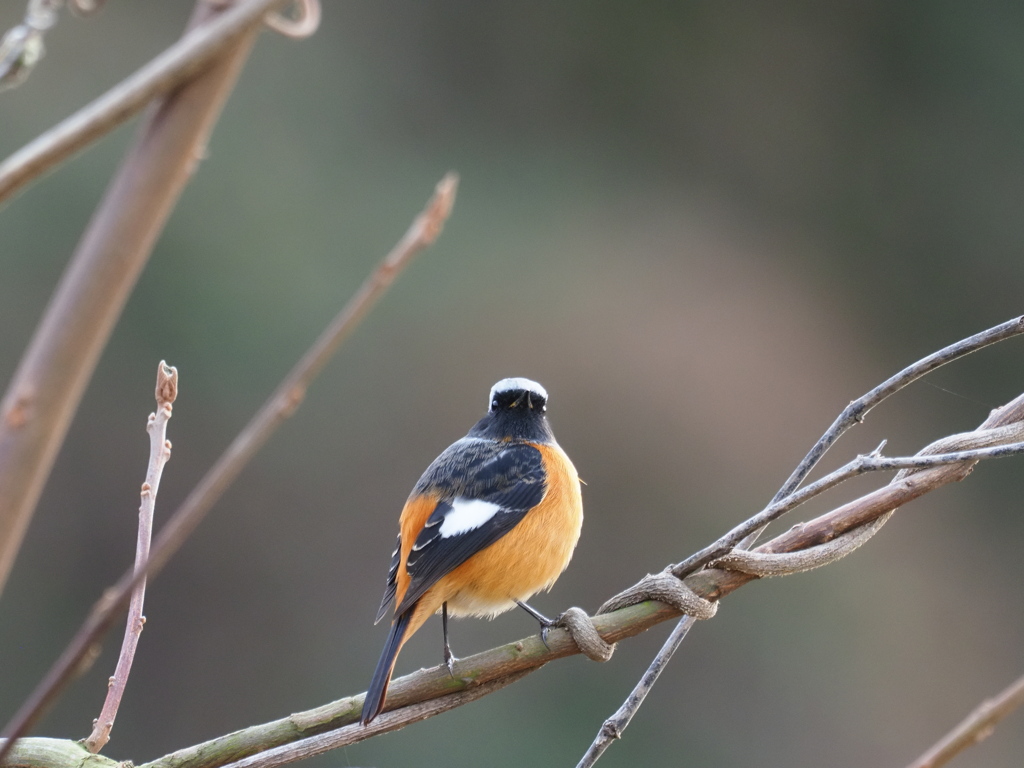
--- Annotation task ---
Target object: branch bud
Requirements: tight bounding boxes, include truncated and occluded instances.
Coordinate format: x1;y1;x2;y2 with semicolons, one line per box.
155;361;178;406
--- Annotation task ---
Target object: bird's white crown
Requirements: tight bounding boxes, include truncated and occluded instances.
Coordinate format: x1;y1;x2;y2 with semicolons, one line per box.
489;377;548;407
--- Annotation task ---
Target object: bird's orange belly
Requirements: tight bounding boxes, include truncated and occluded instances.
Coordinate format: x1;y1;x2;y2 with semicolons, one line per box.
437;443;583;617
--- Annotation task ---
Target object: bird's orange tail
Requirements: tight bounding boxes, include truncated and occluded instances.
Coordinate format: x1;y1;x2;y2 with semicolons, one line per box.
361;611;411;725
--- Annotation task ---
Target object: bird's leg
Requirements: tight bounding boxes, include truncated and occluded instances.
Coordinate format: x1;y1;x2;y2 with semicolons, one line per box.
442;602;458;676
515;600;556;648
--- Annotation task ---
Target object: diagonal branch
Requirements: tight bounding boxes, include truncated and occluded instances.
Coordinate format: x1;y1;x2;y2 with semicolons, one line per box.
768;315;1024;504
218;670;532;768
83;362;178;754
0;174;458;764
672;316;1024;581
904;670;1024;768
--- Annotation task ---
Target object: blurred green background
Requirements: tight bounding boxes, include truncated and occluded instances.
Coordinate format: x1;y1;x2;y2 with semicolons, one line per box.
1;2;1023;766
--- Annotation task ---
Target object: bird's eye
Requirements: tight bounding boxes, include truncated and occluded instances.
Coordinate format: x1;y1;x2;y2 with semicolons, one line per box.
491;398;499;409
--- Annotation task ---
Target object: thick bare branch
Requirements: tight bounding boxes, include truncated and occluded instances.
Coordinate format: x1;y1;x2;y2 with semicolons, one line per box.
83;362;178;754
0;174;458;763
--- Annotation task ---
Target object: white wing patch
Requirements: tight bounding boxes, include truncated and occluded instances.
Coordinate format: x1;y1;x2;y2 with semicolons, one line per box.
439;498;502;538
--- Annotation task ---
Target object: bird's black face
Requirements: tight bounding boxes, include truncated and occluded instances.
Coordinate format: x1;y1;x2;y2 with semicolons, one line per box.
469;383;554;443
490;387;547;415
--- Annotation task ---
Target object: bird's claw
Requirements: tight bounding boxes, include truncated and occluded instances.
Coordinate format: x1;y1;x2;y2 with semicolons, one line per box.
443;648;458;677
540;623;552;650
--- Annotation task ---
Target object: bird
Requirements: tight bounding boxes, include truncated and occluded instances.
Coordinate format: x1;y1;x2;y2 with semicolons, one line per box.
361;377;583;725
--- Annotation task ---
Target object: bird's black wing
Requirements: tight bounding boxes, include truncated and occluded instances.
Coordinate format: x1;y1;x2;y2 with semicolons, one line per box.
394;440;546;616
374;534;402;623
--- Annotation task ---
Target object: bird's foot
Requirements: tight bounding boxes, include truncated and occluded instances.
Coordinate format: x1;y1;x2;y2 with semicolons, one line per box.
515;599;555;649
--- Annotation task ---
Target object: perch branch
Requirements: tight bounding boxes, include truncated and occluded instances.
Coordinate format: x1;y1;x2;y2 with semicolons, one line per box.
0;737;118;768
219;671;531;768
0;174;458;764
7;398;1020;768
127;389;1024;768
904;671;1024;768
0;0;292;206
83;362;178;754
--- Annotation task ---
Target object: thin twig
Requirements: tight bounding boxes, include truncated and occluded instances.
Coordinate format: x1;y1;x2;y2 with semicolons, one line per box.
904;671;1024;768
0;0;269;605
771;315;1024;504
83;362;178;754
0;173;458;765
575;615;697;768
0;0;292;206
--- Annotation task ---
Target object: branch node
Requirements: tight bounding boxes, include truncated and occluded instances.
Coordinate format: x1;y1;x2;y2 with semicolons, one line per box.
555;608;615;662
3;388;35;429
601;721;622;740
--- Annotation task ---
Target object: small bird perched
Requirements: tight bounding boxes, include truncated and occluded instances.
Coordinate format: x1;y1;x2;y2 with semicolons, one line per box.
361;377;583;725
